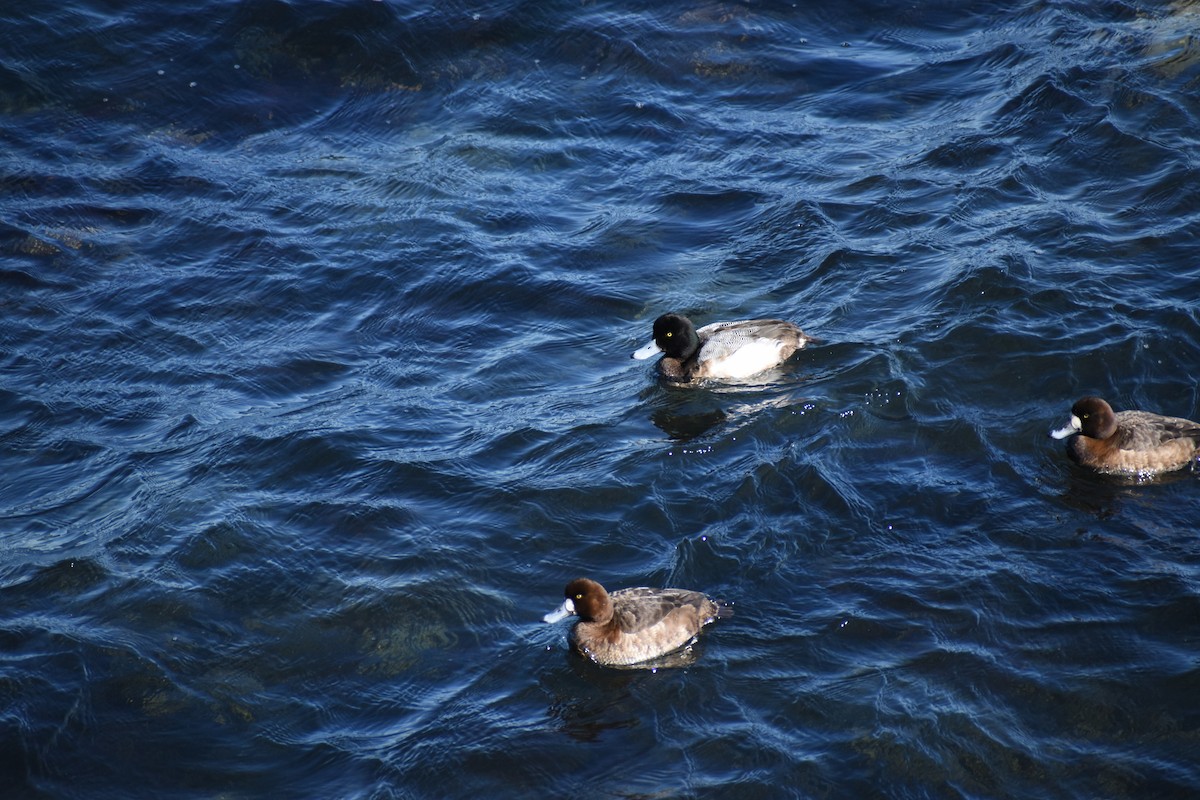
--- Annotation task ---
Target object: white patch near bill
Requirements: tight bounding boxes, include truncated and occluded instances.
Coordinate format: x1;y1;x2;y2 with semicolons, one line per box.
543;597;576;624
1049;414;1082;440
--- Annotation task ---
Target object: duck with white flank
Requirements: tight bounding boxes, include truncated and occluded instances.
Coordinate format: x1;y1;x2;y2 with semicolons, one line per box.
632;313;813;383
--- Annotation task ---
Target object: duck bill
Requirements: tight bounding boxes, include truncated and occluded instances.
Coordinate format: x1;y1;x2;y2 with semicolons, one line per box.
543;597;576;624
1049;415;1081;440
631;340;662;360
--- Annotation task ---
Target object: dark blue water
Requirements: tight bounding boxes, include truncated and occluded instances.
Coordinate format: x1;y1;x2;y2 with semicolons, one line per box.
3;0;1200;797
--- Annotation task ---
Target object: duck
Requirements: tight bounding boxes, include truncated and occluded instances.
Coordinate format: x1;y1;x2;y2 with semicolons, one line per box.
1049;396;1200;475
543;577;730;667
631;313;813;383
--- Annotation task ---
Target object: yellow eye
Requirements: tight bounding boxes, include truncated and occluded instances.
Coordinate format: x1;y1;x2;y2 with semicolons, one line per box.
574;593;583;600
665;332;672;338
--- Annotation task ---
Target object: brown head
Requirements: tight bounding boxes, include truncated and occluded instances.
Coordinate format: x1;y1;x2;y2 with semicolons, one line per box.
1070;396;1119;439
561;578;614;624
1050;396;1118;441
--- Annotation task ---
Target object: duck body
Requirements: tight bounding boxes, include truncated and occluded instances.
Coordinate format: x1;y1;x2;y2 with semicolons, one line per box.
1049;396;1200;475
543;578;729;667
632;313;812;383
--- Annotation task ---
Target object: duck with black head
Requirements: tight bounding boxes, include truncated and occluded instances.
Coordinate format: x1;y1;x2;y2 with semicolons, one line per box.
631;312;813;384
543;577;730;667
1049;396;1200;476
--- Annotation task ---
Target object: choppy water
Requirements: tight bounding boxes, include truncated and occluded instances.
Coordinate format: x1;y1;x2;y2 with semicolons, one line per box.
3;0;1200;797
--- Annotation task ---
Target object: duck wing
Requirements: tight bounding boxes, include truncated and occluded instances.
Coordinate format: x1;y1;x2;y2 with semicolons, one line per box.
1115;410;1200;449
610;587;716;633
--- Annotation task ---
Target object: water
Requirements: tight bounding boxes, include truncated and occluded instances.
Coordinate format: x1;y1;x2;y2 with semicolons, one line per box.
2;0;1200;796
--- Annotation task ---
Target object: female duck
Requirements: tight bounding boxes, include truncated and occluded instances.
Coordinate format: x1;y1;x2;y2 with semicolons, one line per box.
1049;396;1200;475
631;313;812;383
543;577;729;667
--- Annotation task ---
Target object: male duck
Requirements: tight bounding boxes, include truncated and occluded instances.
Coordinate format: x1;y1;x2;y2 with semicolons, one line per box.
631;313;812;383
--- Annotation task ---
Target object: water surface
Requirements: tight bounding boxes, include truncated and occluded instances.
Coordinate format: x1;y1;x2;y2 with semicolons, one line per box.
3;0;1200;797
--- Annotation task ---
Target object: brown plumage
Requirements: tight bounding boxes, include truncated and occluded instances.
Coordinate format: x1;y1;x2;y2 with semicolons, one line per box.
543;577;730;666
1049;396;1200;475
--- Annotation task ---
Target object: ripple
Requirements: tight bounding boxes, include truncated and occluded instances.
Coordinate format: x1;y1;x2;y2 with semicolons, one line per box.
4;0;1200;797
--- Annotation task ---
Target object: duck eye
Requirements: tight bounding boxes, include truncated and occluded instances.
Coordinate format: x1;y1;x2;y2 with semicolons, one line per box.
574;593;583;600
664;332;672;338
